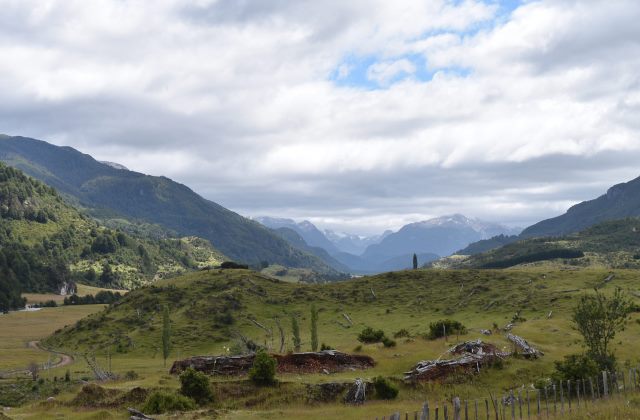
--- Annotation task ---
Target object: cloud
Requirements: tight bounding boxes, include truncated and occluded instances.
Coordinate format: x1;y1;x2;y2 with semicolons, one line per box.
1;0;640;234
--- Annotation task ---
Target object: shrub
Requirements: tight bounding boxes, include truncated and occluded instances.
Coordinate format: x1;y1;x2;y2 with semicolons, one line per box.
373;376;399;399
358;327;386;343
382;337;396;348
142;391;195;414
353;345;363;352
320;343;334;351
249;350;277;385
124;370;139;380
179;367;213;404
427;319;467;339
553;354;599;382
393;328;411;338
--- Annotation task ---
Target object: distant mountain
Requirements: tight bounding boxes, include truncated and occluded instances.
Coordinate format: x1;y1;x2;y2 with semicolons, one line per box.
522;175;640;238
0;135;335;273
446;217;640;269
270;227;349;273
324;229;391;255
361;214;519;261
255;217;340;254
456;234;520;255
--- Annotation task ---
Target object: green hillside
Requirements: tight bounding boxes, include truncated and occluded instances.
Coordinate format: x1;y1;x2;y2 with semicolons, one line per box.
451;218;640;269
0;163;226;312
0;136;338;273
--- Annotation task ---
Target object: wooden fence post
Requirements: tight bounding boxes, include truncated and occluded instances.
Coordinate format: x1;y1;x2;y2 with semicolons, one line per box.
582;379;587;408
526;389;530;419
464;399;468;420
576;378;581;409
623;370;627;395
552;383;557;414
518;390;523;420
493;399;498;420
485;399;489;420
475;399;479;420
435;403;439;420
560;380;564;414
421;401;430;420
544;386;549;418
568;380;572;412
510;390;515;420
589;377;595;402
444;402;449;420
603;371;609;398
453;397;460;420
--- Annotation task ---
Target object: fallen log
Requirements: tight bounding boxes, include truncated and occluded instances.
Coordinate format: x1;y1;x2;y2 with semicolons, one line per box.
507;334;543;358
448;339;499;356
170;350;375;376
128;407;155;420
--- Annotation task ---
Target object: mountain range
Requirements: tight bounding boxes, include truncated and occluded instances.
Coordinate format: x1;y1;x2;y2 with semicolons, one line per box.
0;135;337;275
257;214;519;273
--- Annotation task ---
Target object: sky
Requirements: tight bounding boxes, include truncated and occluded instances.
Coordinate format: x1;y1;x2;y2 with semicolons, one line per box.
1;0;640;235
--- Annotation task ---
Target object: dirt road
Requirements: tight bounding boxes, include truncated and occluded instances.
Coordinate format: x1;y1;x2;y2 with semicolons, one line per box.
26;340;74;370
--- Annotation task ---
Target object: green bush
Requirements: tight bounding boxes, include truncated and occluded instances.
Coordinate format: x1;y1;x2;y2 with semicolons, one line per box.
393;328;411;338
179;367;213;404
553;354;599;382
124;370;139;380
373;376;399;399
382;337;396;348
249;350;277;385
427;319;466;339
320;343;334;351
142;391;195;414
358;327;386;343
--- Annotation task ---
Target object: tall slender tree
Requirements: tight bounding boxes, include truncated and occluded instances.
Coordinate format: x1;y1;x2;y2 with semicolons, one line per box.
412;253;418;270
291;315;301;352
310;305;318;352
162;305;171;367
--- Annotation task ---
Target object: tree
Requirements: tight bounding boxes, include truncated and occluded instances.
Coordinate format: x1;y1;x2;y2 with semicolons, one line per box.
310;305;318;352
162;305;171;367
179;367;213;404
99;262;116;285
291;315;301;352
248;349;277;385
412;253;418;270
572;288;632;371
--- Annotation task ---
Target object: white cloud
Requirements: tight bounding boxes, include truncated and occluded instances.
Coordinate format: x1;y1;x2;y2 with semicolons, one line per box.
1;0;640;233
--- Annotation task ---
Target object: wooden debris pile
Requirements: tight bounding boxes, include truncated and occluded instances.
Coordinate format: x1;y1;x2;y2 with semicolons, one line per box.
276;350;374;373
448;339;499;356
170;350;374;376
507;334;543;359
405;339;507;382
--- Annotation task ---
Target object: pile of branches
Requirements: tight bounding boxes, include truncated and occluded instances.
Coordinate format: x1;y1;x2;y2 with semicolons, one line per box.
170;350;374;376
405;340;507;382
507;334;543;359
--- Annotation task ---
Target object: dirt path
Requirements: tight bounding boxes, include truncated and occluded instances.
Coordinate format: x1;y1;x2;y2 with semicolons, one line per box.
26;340;74;370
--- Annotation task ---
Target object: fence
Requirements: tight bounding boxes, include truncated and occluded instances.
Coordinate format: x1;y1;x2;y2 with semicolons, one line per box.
377;368;639;420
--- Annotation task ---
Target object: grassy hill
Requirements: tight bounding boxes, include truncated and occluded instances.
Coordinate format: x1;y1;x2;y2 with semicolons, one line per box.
0;162;226;311
0;135;339;273
449;218;640;269
32;266;640;419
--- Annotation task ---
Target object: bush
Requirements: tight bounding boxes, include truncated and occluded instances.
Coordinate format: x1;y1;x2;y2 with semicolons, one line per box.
393;328;411;338
179;367;213;404
249;350;277;385
427;319;467;339
382;337;396;348
358;327;386;343
553;354;600;382
124;370;139;380
320;343;334;351
373;376;399;399
142;391;195;414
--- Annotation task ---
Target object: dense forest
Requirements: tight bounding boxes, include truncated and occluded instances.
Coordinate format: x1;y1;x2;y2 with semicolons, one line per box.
0;163;225;312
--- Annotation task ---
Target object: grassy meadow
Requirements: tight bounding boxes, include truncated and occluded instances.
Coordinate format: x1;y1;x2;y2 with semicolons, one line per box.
2;267;640;418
